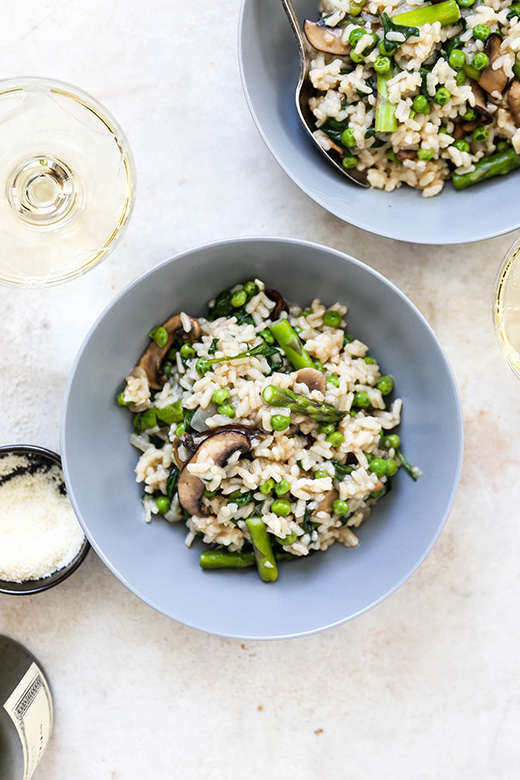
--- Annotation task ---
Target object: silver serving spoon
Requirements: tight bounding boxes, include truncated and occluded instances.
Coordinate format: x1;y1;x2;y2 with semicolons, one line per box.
280;0;368;186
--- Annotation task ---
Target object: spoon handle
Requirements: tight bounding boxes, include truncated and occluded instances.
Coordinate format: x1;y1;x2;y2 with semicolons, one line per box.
279;0;307;73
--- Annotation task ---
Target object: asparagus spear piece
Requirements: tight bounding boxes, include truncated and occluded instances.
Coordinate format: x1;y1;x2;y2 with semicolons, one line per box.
452;147;520;190
392;0;460;27
396;448;419;481
268;319;315;370
375;71;397;133
262;385;346;423
199;550;256;569
246;516;278;582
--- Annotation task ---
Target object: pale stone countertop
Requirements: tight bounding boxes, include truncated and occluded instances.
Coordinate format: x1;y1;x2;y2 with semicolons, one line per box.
1;2;520;779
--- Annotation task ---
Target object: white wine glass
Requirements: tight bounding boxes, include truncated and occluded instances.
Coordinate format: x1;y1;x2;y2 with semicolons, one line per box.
0;76;135;288
493;235;520;380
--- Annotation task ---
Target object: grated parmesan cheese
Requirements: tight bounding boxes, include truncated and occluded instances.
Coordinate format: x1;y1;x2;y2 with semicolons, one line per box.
0;452;85;583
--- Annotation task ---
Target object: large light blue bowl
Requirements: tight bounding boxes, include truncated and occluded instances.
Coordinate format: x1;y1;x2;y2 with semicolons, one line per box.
238;0;520;244
61;238;463;639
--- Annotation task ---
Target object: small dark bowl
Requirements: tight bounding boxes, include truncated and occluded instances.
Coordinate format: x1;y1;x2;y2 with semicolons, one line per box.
0;445;90;595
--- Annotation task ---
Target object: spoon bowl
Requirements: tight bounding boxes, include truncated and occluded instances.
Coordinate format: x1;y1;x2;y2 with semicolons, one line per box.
279;0;367;187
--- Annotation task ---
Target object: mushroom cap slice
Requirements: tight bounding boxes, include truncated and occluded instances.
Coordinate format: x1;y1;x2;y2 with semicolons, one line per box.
507;80;520;126
295;367;327;394
304;20;350;55
138;313;201;390
265;288;288;319
177;429;264;516
312;488;338;518
479;34;508;95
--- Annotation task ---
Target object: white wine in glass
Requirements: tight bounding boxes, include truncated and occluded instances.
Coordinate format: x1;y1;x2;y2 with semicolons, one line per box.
0;77;135;287
494;237;520;380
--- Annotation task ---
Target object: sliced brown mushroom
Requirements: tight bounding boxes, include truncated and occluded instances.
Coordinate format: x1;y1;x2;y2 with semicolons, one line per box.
479;34;508;95
396;150;417;162
295;367;327;394
507;80;520;126
470;83;493;124
177;429;264;516
138;314;201;390
311;488;338;519
304;20;350;55
265;288;288;319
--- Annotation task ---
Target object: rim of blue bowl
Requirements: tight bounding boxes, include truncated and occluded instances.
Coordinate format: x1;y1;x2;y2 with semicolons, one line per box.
0;444;90;595
60;236;464;639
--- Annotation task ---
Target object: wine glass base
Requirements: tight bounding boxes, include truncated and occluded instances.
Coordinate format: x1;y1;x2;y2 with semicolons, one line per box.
7;156;81;227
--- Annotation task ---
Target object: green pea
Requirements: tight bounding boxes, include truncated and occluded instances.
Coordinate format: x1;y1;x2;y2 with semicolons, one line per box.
385;458;398;476
382;434;401;450
314;470;330;480
473;24;490;41
462;107;477;121
313;359;324;371
343;334;354;345
294;326;302;335
218;403;235;418
374;56;391;75
175;422;185;436
514;59;520;79
231;289;247;308
448;49;466;70
369;458;388;478
409;109;417;120
196;358;212;375
333;499;350;516
379;39;396;56
212;388;230;405
274;479;290;496
350;1;364;15
364;356;376;364
417;147;434;161
411;94;427;114
376;376;394;395
349;27;365;46
370;488;385;499
341;127;356;148
156;400;183;424
455;69;466;86
260;329;275;344
327;431;345;447
243;281;259;299
457;0;475;7
350;51;365;64
353;391;371;408
453;139;470;153
319;422;336;435
302;309;311;317
439;126;451;136
342;155;358;169
271;414;291;431
386;149;397;161
155;496;170;514
275;530;298;545
472;126;489;142
180;343;195;360
162;361;174;377
271;498;292;517
117;392;132;407
259;478;275;495
140;408;158;429
327;375;340;387
323;310;342;327
471;52;489;71
148;326;169;348
434;87;451;106
496;140;510;152
167;345;178;360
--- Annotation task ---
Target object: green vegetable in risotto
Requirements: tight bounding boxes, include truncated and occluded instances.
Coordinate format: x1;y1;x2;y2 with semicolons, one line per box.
305;0;520;196
118;280;419;582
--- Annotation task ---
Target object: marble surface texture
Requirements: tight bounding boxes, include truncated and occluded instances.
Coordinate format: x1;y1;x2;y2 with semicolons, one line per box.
1;1;520;778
